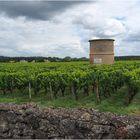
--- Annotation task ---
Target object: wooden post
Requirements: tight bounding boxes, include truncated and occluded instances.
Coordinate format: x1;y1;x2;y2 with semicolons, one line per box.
95;81;100;103
29;82;32;102
49;83;53;100
71;84;78;101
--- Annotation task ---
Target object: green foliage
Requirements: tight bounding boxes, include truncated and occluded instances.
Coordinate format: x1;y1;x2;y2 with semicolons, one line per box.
0;61;139;106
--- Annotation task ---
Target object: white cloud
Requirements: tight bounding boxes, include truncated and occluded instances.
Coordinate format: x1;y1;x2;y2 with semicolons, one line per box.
0;1;140;57
0;14;84;57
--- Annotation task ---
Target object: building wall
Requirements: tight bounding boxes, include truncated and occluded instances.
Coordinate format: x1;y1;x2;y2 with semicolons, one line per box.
90;54;114;64
89;39;114;64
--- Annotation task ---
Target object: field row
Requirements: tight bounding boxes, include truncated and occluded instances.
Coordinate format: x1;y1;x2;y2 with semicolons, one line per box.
0;61;140;105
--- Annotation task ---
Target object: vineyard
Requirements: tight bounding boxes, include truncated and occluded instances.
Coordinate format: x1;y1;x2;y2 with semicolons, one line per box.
0;61;140;113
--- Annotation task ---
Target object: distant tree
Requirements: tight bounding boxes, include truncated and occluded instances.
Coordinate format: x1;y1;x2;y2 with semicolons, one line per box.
63;56;71;62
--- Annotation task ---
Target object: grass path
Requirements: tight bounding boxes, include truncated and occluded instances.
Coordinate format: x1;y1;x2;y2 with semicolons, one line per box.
0;87;140;115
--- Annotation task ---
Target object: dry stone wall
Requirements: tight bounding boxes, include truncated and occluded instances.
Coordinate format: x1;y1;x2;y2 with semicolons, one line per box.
0;103;140;139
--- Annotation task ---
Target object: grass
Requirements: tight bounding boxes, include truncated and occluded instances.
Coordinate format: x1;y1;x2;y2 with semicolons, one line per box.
0;87;140;115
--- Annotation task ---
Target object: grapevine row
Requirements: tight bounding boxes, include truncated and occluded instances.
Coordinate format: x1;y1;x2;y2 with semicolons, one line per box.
0;61;139;104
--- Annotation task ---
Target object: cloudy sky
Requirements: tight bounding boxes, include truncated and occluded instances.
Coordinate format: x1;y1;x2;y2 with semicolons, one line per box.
0;0;140;57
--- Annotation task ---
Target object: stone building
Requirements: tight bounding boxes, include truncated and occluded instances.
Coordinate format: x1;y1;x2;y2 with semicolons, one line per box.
19;60;28;63
89;39;114;64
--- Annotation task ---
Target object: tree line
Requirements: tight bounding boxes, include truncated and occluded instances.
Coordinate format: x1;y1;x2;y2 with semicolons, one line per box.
0;55;140;62
0;56;88;62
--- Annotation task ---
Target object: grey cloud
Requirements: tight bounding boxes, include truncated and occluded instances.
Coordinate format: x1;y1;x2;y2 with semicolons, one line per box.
46;43;85;57
0;1;89;20
123;32;140;42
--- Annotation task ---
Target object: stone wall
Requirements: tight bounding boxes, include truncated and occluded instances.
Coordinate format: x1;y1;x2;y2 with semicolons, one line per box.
0;103;140;139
